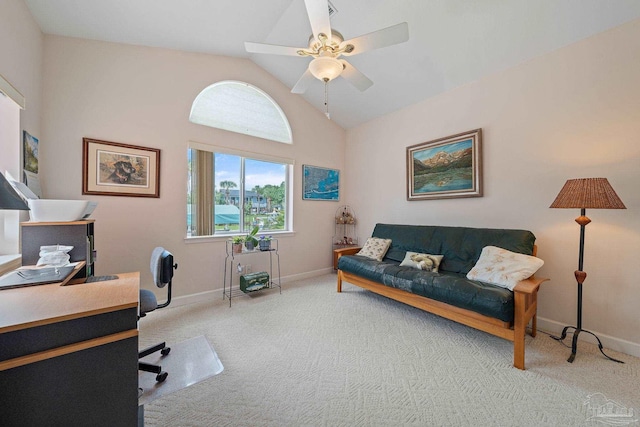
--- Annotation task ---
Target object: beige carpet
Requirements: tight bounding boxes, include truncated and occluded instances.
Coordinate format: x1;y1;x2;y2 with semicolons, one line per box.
140;274;639;426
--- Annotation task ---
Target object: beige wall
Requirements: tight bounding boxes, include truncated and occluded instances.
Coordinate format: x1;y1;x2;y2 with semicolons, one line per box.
40;36;346;299
0;0;43;140
345;19;640;356
0;0;43;253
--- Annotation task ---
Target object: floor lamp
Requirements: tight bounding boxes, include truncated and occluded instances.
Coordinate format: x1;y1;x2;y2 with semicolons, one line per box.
550;178;626;363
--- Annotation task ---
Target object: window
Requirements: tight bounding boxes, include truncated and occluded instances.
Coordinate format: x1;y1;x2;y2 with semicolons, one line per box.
0;77;25;255
187;145;292;237
189;81;292;144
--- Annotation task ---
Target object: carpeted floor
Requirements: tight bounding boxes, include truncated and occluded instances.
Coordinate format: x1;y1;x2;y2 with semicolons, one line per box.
140;274;639;426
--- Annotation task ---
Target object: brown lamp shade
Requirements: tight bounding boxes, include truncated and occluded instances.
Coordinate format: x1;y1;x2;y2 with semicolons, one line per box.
550;178;626;209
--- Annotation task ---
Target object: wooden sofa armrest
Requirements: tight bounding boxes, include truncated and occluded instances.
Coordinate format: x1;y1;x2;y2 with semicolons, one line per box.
513;276;549;294
333;246;362;271
334;247;362;257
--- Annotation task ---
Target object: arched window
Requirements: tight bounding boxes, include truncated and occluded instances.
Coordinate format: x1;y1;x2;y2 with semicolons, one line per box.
189;81;292;144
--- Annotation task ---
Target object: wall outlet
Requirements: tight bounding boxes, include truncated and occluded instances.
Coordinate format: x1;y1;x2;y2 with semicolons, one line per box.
237;264;252;275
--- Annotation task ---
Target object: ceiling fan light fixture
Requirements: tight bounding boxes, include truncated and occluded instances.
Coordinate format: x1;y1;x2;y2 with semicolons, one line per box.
309;56;343;82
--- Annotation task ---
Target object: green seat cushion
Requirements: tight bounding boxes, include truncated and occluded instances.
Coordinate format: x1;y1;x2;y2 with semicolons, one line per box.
338;224;537;323
339;257;514;322
338;255;397;284
372;223;536;274
381;265;514;322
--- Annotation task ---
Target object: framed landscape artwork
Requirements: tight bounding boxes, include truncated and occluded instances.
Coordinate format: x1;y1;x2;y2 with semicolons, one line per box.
406;129;482;201
302;165;339;201
82;138;160;198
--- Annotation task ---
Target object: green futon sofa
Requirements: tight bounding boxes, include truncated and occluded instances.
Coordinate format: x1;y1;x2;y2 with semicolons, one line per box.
336;223;548;370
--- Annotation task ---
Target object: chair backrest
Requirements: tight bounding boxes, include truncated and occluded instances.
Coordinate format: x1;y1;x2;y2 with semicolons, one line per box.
149;247;177;309
150;247;174;288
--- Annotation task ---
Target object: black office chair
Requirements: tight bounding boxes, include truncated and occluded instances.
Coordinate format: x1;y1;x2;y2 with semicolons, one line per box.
138;247;177;382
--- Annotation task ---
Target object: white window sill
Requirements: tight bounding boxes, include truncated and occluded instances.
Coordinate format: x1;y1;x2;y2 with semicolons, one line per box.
184;231;296;244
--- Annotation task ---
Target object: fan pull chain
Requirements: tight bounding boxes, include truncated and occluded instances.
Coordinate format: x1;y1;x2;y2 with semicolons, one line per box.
324;81;331;120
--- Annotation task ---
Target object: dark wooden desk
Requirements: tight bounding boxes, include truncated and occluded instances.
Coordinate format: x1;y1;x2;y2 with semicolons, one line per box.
0;272;139;426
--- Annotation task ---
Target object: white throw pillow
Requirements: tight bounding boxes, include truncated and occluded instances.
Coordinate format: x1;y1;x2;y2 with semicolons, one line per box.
357;237;392;261
399;251;444;272
466;246;544;290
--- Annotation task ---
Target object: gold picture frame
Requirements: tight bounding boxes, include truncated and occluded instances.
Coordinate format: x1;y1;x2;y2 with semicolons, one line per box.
407;129;482;201
82;138;160;198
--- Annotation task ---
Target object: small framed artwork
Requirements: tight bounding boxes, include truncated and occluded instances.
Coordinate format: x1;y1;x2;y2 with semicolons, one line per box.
407;129;482;201
82;138;160;197
23;130;43;197
302;164;340;201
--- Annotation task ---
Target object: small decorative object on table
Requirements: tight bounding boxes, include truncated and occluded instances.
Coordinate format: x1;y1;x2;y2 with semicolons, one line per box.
231;236;244;254
333;205;358;248
258;235;272;251
240;271;270;293
244;226;259;251
336;207;355;225
332;206;359;270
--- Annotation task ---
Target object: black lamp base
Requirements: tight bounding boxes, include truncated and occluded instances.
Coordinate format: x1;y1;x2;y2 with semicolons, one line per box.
552;326;624;364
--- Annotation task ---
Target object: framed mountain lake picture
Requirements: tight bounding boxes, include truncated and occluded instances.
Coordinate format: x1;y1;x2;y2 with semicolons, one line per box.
407;129;482;201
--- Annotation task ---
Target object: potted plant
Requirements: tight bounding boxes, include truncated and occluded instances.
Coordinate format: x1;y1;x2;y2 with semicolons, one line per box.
258;235;272;251
244;225;259;251
231;235;244;254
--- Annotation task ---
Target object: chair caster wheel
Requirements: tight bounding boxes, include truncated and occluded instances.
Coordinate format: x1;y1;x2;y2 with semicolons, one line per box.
161;347;171;356
156;371;168;382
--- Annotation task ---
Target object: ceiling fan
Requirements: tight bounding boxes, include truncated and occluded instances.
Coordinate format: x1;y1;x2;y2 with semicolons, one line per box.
245;0;409;118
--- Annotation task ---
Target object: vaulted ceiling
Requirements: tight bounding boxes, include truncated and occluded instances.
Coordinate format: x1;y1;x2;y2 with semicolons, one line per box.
24;0;640;129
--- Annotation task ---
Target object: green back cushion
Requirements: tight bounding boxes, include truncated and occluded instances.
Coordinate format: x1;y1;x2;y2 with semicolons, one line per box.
371;223;536;275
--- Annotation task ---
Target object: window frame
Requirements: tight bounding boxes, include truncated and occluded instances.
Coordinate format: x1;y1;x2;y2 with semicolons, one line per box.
187;142;294;240
189;80;293;144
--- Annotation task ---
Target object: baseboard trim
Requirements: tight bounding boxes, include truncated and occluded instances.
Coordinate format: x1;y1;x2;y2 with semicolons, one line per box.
537;316;640;359
280;267;334;283
168;268;334;309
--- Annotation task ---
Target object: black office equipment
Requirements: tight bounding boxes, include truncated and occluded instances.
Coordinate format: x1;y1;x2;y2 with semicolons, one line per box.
138;247;177;382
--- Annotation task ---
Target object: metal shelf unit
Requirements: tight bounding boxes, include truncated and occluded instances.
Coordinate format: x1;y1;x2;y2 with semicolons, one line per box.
223;238;281;306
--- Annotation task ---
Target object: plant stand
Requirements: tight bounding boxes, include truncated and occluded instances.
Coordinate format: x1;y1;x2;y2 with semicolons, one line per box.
223;238;281;306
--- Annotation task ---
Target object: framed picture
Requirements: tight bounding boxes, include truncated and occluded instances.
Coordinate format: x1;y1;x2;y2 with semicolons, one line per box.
23;130;43;197
82;138;160;198
407;129;482;201
302;164;340;201
23;131;39;174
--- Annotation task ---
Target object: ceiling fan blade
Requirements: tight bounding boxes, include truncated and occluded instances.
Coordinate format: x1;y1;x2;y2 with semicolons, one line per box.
340;60;373;92
340;22;409;56
304;0;332;43
245;42;303;57
292;69;315;94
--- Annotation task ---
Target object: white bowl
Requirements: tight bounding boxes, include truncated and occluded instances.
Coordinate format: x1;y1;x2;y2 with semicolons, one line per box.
27;199;90;222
